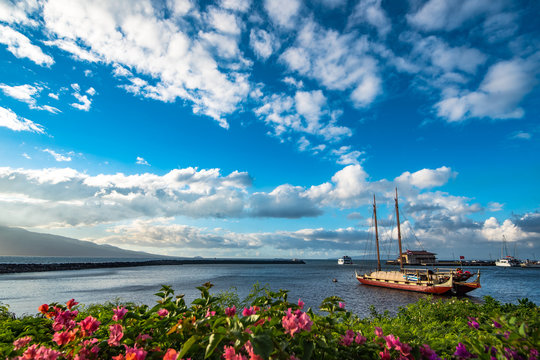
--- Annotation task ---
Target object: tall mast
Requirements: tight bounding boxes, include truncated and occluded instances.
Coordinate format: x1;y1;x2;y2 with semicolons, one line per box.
373;195;381;271
395;188;403;271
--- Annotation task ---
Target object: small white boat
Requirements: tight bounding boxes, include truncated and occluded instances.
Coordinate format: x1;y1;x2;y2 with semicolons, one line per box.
495;256;520;267
338;256;353;265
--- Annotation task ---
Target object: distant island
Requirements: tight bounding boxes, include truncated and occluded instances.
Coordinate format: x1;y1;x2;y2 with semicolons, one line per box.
0;225;162;258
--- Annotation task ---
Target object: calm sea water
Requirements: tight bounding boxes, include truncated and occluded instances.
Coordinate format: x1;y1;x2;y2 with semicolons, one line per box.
1;257;538;317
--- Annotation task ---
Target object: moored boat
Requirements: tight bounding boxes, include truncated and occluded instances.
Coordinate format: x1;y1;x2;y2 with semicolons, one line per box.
355;189;480;295
355;190;454;294
338;256;353;265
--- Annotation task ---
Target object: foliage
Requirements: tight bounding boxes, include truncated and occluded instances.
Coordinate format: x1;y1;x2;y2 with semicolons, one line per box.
0;286;538;360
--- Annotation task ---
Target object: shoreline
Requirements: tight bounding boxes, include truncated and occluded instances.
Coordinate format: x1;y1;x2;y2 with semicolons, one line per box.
0;258;305;274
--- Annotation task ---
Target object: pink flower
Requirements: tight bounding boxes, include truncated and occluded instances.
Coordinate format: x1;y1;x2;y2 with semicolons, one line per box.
157;308;169;318
109;324;124;346
163;348;178;360
375;326;384;337
380;348;391;360
66;299;79;310
454;343;473;359
52;309;78;331
79;316;101;336
338;302;345;309
205;309;216;318
384;334;399;349
244;341;263;360
340;330;355;346
242;307;257;316
355;334;367;344
467;317;480;329
113;306;128;321
13;336;32;350
223;346;247;360
281;308;313;337
35;346;62;360
492;320;502;328
298;299;305;309
53;330;76;346
225;305;236;317
125;345;148;360
136;334;152;342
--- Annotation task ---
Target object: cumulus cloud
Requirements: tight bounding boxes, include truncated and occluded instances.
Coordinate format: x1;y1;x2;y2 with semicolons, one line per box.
435;57;539;122
255;90;351;142
264;0;300;28
97;218;370;253
0;106;44;133
348;0;391;37
249;29;276;60
395;166;457;189
0;24;54;66
249;185;322;218
0;83;61;113
407;0;504;32
279;20;382;108
40;0;251;127
0;166;253;227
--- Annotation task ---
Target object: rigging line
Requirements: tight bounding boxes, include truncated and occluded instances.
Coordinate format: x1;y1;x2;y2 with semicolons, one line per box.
400;210;424;251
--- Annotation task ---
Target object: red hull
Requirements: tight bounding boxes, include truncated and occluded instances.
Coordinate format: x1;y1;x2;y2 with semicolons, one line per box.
357;276;452;294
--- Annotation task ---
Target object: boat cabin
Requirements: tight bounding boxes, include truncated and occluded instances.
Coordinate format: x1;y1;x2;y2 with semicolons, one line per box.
400;250;437;265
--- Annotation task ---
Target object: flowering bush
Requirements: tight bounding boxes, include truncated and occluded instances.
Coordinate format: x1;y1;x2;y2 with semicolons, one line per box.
1;284;538;359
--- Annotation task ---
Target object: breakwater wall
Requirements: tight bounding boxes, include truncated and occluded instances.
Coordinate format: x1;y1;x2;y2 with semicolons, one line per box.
0;258;305;274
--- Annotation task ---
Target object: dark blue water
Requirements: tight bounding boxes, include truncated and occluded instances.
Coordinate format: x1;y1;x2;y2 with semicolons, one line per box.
0;258;538;317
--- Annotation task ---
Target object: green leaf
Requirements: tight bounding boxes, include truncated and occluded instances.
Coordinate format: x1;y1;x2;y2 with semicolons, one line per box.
518;323;526;337
302;341;314;360
205;333;225;359
178;335;198;359
251;334;274;359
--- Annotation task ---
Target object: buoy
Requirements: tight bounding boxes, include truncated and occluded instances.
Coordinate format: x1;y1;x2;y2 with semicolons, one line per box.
332;278;338;282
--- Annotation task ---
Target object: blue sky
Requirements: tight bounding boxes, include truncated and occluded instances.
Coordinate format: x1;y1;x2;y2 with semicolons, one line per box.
0;0;539;260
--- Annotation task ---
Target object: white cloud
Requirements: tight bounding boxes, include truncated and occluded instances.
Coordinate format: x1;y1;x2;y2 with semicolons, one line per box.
44;39;100;62
0;0;40;26
22;153;31;159
0;106;44;133
264;0;300;28
395;166;457;189
0;84;40;103
481;217;527;242
0;24;54;66
136;157;150;166
331;146;364;165
42;149;72;162
255;91;352;141
220;0;251;12
249;29;276;60
510;131;532;140
86;87;96;96
279;20;382;108
0;166;253;226
71;93;92;111
41;0;251;127
435;58;539;122
48;93;59;100
348;0;391;37
407;0;503;32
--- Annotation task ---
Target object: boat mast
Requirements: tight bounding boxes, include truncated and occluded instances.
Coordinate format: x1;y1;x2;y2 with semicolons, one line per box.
373;195;381;271
395;188;404;271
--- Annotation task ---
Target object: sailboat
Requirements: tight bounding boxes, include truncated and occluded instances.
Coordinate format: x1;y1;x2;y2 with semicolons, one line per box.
495;236;520;267
355;189;454;294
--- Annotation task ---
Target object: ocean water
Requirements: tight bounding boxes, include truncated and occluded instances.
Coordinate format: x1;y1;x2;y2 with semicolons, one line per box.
0;258;538;317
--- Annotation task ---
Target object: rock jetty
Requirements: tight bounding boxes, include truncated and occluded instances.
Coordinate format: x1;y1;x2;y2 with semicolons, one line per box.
0;258;305;274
